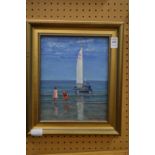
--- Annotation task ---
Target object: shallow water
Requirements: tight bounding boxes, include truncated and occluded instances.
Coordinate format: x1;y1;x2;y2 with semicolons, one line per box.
40;80;108;121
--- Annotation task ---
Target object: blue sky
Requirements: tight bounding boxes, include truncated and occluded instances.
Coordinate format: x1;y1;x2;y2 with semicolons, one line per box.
40;36;109;81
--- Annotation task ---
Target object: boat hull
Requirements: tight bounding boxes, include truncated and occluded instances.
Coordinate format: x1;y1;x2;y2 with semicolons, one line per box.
74;84;92;94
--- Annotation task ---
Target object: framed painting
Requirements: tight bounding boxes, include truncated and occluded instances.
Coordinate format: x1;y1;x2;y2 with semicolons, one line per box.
26;21;123;134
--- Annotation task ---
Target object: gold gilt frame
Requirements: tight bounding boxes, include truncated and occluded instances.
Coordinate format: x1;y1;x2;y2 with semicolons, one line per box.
26;21;124;135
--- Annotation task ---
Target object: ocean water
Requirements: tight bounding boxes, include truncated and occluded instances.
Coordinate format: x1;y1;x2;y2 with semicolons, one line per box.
40;80;108;121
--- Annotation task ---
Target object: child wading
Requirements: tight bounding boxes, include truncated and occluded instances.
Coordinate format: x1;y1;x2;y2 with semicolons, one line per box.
62;90;70;112
53;87;58;115
53;87;58;103
62;91;69;100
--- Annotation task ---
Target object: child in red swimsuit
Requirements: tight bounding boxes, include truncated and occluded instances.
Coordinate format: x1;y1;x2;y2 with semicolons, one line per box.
62;90;69;112
62;91;69;101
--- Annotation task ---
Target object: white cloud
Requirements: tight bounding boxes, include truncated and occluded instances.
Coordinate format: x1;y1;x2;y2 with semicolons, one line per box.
46;41;65;48
84;47;95;52
76;39;94;44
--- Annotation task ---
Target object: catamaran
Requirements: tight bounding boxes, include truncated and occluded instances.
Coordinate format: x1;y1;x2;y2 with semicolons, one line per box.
74;48;92;94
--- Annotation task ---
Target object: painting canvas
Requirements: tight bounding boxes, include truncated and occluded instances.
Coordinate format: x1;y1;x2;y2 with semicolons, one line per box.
40;36;109;122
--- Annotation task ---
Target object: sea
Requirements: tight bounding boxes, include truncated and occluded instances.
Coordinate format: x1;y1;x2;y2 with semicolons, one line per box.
40;80;108;122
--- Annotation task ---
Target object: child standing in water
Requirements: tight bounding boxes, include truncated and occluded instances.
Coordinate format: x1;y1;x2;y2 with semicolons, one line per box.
53;87;58;115
62;90;70;112
62;90;69;101
53;87;58;104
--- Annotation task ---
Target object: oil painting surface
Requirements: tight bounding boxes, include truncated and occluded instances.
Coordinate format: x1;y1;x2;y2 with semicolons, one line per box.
40;36;109;122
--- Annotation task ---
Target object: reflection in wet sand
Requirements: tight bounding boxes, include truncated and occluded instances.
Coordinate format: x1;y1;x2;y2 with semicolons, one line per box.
40;81;108;121
54;105;58;116
76;96;84;120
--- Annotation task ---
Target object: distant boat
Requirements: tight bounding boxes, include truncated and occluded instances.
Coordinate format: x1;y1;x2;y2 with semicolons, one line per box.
74;48;92;94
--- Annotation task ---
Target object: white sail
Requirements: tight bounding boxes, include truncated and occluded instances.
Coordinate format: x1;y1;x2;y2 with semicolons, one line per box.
76;48;83;88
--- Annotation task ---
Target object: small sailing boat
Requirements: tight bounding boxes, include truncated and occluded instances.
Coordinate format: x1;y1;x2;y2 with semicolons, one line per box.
74;48;92;94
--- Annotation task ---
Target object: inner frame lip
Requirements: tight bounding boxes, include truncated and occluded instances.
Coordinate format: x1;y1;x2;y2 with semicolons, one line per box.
39;34;110;123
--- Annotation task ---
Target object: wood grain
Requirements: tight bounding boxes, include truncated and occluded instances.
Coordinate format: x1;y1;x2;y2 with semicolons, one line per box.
41;150;128;155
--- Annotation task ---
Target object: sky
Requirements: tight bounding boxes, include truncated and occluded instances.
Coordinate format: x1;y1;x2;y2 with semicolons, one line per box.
40;36;109;81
